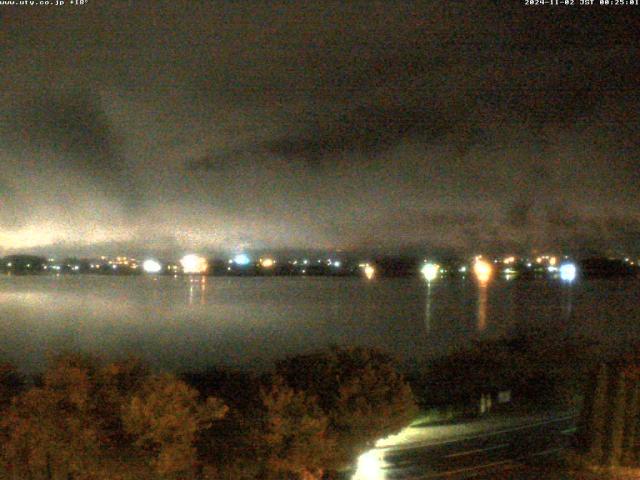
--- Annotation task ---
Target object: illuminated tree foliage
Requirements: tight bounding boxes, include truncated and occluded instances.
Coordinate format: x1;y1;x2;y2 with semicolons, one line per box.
0;353;107;479
122;373;228;479
276;346;418;467
1;348;416;479
251;377;333;480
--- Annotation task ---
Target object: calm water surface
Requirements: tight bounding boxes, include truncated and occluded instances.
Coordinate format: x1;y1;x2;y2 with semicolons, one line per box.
0;275;638;373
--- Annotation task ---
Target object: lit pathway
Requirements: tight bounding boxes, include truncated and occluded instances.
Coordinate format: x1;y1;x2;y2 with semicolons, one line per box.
349;410;577;479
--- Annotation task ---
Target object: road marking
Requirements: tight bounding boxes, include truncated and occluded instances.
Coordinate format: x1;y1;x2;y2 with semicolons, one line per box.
415;459;516;478
561;427;577;435
445;443;509;458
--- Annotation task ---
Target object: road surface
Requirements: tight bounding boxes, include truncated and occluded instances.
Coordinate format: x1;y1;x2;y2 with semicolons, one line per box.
349;411;577;479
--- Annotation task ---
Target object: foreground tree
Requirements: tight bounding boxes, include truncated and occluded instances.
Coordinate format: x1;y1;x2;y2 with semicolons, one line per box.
276;346;418;467
122;373;228;479
0;362;22;412
0;353;106;479
252;377;333;479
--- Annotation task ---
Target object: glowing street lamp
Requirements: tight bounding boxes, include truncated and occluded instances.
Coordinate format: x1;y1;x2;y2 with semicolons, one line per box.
260;258;275;268
233;253;251;266
142;259;162;274
559;262;577;282
180;254;208;274
421;263;440;282
473;258;493;284
364;264;375;280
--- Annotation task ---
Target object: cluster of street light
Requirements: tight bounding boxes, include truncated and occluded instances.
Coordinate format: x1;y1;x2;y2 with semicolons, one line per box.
417;257;578;284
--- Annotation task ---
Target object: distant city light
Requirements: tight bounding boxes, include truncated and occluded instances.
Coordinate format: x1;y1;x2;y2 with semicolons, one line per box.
503;256;515;264
143;259;162;273
421;263;440;282
559;262;577;282
549;256;557;266
473;259;493;284
459;266;467;273
333;260;342;268
364;264;375;280
233;254;251;266
260;258;275;268
180;254;208;274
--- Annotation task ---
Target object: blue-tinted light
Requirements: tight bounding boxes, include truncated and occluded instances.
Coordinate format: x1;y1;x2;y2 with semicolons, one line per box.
559;262;577;282
234;254;251;266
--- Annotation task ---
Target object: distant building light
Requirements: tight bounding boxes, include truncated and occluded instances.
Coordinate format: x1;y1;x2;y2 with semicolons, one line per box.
364;264;375;280
143;259;162;274
181;254;208;274
459;266;467;273
421;263;440;282
260;258;275;268
233;254;251;266
333;260;342;268
559;263;577;282
473;259;493;284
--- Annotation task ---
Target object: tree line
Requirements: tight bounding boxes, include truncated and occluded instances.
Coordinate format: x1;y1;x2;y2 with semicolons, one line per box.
0;347;417;480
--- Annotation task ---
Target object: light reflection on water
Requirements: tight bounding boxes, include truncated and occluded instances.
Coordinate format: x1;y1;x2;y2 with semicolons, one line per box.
0;275;639;373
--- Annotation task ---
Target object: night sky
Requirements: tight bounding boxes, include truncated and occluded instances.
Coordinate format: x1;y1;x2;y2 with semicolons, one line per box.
1;2;639;257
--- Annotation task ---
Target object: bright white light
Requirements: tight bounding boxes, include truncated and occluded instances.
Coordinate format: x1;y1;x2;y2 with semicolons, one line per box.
459;266;467;273
180;254;208;274
559;262;577;282
352;450;385;480
143;259;162;273
364;264;375;280
421;263;440;282
333;260;342;268
233;254;251;266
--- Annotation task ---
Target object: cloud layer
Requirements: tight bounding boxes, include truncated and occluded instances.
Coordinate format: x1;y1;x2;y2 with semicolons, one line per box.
1;2;639;256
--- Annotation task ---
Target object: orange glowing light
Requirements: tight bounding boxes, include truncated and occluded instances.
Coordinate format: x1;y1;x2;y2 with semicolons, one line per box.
473;259;493;284
260;258;275;268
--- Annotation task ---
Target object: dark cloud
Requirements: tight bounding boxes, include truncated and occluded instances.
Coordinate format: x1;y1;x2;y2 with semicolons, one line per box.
0;2;639;256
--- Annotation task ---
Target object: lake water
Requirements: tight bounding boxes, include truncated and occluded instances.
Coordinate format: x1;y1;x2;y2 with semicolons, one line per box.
0;274;639;373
